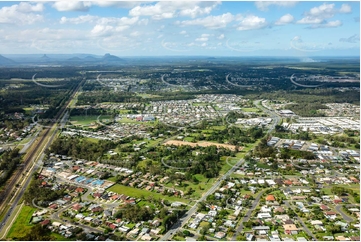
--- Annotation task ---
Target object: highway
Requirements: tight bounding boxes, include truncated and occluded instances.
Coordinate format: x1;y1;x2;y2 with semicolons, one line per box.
0;78;84;239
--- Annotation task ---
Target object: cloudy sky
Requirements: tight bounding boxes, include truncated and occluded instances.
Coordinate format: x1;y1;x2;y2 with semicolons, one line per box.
0;1;359;56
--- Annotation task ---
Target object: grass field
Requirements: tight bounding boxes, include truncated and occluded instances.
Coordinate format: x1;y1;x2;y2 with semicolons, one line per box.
242;107;260;112
165;174;216;199
107;184;189;204
69;115;98;125
6;205;36;239
22;107;34;115
118;118;156;126
192;102;207;107
69;115;113;126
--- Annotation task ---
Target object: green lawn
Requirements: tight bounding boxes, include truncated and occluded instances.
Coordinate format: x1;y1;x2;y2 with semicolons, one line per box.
107;184;189;204
118;118;156;126
163;173;217;200
192;102;207;107
6;205;36;239
69;115;99;126
51;233;75;241
23;107;34;115
242;107;260;112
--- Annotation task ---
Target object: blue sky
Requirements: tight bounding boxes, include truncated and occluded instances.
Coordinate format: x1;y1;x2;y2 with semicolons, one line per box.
0;1;359;56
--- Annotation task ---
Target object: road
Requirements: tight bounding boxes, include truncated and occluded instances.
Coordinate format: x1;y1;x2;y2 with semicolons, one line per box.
232;189;268;240
50;202;103;234
284;201;317;241
160;100;282;240
254;100;281;134
0;78;84;239
335;204;355;222
159;158;245;241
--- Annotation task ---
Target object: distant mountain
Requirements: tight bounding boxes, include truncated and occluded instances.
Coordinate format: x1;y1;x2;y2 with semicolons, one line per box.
0;55;16;65
39;54;51;62
84;55;98;61
101;53;124;62
67;57;82;61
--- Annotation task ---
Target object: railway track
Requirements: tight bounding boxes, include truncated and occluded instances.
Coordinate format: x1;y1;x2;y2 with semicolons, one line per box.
0;78;85;218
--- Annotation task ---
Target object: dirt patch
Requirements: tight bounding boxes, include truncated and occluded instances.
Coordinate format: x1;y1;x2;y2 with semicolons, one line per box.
164;140;242;151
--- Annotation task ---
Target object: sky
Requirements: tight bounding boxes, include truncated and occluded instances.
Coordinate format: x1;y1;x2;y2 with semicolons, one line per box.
0;0;359;57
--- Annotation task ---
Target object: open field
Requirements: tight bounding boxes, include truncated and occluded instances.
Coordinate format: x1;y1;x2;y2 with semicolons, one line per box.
118;118;156;126
242;107;260;112
69;115;113;126
6;205;35;239
69;115;98;125
163;140;241;151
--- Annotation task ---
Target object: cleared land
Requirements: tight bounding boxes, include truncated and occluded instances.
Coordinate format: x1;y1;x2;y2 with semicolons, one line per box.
163;140;241;151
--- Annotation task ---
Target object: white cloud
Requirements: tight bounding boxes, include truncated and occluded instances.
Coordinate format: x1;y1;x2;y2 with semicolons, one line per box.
52;1;144;12
0;2;44;25
138;18;149;26
130;31;140;37
201;43;207;47
237;15;267;31
91;24;114;36
60;15;97;24
340;34;360;43
310;20;343;29
129;1;220;20
255;1;298;11
17;2;44;12
339;4;352;14
179;2;220;18
52;1;92;12
297;16;324;24
297;3;350;26
180;30;187;35
195;37;208;42
295;3;346;29
308;3;336;19
92;1;144;8
275;14;294;25
177;13;235;29
323;20;342;27
217;34;225;40
89;16;138;36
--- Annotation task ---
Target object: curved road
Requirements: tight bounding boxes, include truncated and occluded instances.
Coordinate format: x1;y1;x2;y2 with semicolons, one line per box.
335;204;355;222
253;100;281;134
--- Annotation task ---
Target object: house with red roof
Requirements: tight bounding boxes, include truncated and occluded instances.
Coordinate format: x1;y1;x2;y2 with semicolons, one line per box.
40;219;50;227
49;203;58;210
75;187;84;194
320;204;330;211
72;203;82;211
266;194;275;202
